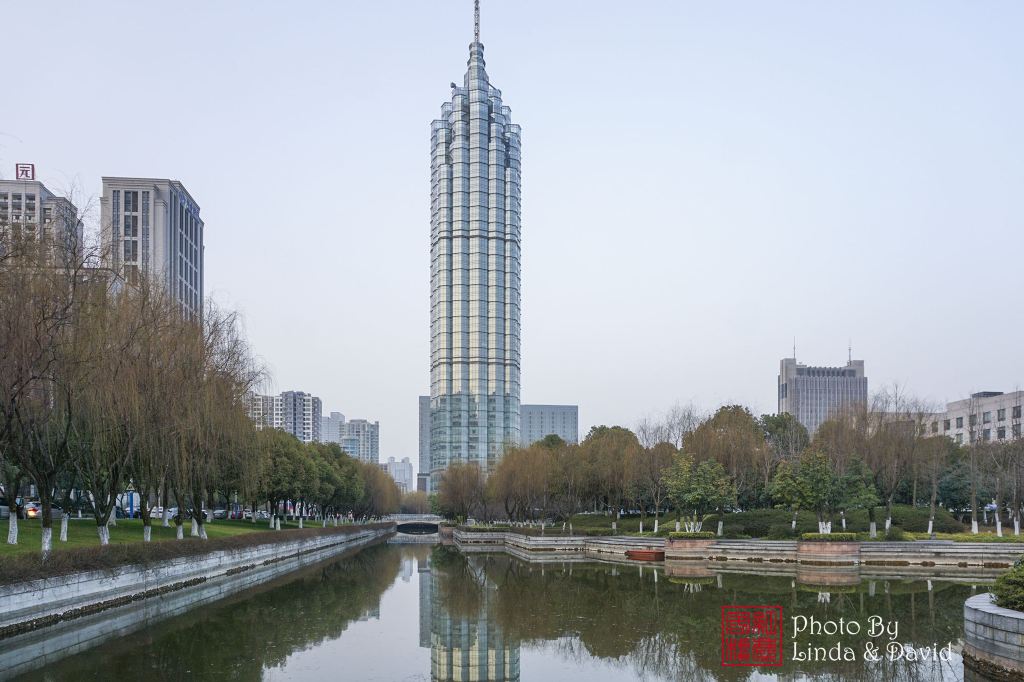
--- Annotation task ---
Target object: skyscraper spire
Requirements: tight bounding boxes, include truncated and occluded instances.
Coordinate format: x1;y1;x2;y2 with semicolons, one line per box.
474;0;480;43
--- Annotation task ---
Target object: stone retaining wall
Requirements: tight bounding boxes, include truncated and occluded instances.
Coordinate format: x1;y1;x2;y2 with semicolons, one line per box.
963;593;1024;681
453;530;661;559
0;525;393;640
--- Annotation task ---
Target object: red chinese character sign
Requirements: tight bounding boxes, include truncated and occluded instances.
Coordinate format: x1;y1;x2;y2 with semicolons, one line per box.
721;605;783;667
15;163;35;180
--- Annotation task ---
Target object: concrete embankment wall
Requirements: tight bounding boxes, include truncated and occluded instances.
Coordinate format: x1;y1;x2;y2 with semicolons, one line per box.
0;524;393;680
454;530;664;561
963;593;1024;681
455;531;1024;570
666;538;1024;568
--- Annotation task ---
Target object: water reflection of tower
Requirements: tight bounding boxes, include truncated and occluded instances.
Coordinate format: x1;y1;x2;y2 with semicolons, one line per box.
428;565;520;681
419;554;432;649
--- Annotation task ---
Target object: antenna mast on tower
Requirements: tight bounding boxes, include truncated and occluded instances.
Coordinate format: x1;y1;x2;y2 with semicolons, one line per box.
474;0;480;43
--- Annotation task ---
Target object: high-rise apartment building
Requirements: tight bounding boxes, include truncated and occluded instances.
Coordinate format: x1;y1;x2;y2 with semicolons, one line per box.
100;177;204;319
341;418;380;464
926;391;1024;446
429;3;522;488
321;411;346;444
246;390;321;443
418;396;431;492
520;404;579;446
318;410;380;464
0;176;83;256
281;391;322;444
778;357;867;436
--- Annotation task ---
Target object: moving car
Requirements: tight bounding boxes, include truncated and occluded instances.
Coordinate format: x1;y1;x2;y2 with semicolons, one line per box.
24;502;63;519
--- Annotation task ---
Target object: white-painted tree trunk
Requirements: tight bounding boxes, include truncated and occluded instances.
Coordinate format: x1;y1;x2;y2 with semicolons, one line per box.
41;527;52;556
869;521;877;538
717;520;723;536
162;507;170;527
60;514;69;542
77;509;82;519
611;521;617;533
971;518;979;534
841;512;846;530
199;524;208;540
322;517;327;528
984;510;988;524
885;517;892;531
143;525;152;542
1015;516;1020;536
675;521;681;532
275;517;281;531
97;525;110;545
176;525;184;540
996;517;1003;537
7;516;18;545
653;518;658;533
298;517;303;529
190;519;199;537
927;519;933;535
639;521;643;533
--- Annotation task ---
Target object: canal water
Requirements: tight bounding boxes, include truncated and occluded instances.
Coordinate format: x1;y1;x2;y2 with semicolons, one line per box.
15;543;991;681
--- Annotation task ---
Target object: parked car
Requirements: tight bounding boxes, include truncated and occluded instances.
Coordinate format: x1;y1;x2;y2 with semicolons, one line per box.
256;510;271;520
0;497;9;520
24;502;63;519
213;508;227;520
242;510;254;520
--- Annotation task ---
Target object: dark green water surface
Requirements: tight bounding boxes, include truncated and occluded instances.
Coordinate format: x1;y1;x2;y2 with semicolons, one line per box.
15;543;995;681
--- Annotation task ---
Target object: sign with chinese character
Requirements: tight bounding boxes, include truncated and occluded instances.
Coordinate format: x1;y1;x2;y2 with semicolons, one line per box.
15;163;35;180
721;605;784;667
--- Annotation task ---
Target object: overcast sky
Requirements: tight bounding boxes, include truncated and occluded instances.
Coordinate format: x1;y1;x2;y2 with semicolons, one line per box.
4;1;1022;471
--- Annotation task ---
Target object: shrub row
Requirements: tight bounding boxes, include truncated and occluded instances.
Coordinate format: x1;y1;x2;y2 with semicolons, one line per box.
669;532;716;539
992;560;1024;612
800;532;858;542
0;522;394;587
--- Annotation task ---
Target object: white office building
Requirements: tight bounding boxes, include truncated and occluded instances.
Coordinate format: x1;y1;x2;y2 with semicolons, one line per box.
926;391;1024;445
520;404;579;446
100;177;204;319
778;357;868;436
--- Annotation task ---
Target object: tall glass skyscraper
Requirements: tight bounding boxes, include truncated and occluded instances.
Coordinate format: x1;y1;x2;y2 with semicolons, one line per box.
430;2;521;488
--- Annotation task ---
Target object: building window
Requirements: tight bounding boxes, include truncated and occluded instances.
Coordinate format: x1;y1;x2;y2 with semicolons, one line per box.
998;408;1006;421
998;427;1006;440
956;416;964;429
983;411;992;424
943;419;950;431
969;414;977;427
1014;424;1022;438
983;428;991;441
1014;406;1022;419
955;433;963;444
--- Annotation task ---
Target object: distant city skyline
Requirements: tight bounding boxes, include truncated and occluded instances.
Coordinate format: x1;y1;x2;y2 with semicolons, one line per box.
4;1;1022;464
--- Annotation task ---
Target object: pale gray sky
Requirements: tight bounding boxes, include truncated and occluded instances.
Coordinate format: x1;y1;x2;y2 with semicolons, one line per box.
4;1;1022;471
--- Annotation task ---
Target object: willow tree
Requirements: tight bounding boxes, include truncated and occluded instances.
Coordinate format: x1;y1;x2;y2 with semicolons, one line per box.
0;235;95;554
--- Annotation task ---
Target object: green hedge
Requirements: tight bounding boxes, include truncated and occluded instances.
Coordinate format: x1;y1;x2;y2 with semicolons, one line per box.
669;531;715;539
800;532;858;542
992;560;1024;611
716;506;964;538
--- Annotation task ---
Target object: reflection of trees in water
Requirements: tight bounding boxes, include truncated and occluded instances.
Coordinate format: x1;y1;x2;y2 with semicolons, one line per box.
18;543;402;680
434;549;973;682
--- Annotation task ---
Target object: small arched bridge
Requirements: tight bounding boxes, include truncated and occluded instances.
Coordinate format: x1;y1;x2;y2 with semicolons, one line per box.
387;514;443;535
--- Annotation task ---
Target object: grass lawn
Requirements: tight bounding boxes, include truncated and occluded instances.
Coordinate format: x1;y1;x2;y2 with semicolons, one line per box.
0;517;314;557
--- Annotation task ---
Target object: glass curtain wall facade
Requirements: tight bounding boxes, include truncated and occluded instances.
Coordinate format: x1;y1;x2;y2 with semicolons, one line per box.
429;36;521;488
